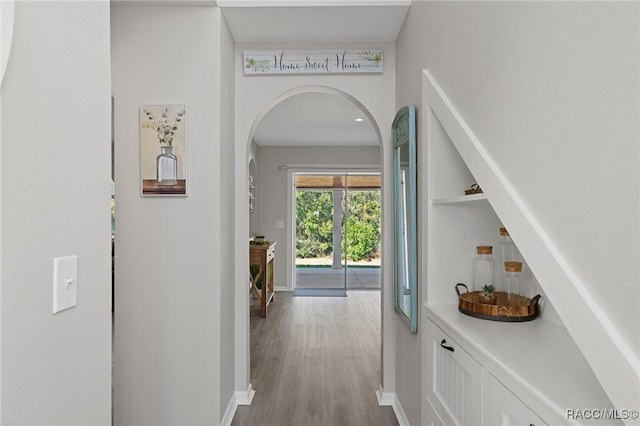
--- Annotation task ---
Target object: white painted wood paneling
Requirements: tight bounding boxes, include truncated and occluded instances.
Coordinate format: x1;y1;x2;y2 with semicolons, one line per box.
426;304;618;425
426;319;482;426
484;373;546;426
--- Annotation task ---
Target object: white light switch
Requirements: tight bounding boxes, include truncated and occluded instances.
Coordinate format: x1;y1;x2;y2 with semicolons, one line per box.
276;221;284;229
53;255;77;314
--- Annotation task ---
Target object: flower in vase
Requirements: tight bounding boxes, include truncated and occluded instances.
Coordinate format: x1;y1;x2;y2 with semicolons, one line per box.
142;107;185;146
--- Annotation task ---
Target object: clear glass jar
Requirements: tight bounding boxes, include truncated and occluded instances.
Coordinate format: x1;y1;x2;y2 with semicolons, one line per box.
499;227;522;272
473;246;494;292
157;145;178;186
504;261;523;303
498;227;523;291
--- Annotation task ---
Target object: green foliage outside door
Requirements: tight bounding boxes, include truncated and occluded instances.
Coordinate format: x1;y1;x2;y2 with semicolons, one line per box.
295;190;380;262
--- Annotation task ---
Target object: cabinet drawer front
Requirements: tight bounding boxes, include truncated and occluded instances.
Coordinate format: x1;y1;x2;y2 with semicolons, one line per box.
484;374;546;426
426;319;483;426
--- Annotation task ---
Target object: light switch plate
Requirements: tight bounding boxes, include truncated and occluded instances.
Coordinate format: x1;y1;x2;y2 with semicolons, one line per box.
276;220;284;229
53;255;77;314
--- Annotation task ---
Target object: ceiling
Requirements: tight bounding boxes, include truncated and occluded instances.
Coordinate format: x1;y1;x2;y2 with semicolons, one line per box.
252;92;379;147
218;1;409;147
218;1;411;43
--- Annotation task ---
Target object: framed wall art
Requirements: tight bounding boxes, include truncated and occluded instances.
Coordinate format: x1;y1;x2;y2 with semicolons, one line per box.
140;104;187;196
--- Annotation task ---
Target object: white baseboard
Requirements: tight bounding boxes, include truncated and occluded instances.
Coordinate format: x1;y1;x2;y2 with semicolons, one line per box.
220;395;237;426
274;285;289;292
221;384;255;426
376;385;395;406
376;386;410;426
236;383;255;405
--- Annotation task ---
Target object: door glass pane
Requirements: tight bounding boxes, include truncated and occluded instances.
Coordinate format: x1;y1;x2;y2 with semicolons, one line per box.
295;188;336;289
294;173;381;291
343;174;382;290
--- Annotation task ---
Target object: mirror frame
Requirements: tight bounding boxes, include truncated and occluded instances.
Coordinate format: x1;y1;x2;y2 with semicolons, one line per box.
392;105;418;333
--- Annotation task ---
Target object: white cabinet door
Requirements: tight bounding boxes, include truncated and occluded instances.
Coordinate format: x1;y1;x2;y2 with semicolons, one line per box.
426;319;483;426
424;396;446;426
484;373;546;426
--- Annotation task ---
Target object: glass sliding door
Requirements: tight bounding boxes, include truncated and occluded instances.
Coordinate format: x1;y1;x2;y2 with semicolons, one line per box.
293;172;381;294
295;187;342;289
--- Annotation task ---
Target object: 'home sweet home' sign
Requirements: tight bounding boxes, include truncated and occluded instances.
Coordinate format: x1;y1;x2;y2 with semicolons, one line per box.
243;49;383;75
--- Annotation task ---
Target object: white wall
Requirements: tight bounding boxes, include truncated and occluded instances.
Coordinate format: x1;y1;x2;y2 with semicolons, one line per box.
396;1;639;420
255;145;380;289
234;41;397;399
0;1;112;424
218;10;236;420
111;6;225;424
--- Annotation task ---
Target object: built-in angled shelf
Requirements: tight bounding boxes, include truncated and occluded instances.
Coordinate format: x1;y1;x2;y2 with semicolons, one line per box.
421;68;630;424
425;304;617;425
431;193;487;205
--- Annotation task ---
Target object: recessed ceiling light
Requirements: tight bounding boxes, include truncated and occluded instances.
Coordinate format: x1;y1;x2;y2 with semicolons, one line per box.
354;118;365;122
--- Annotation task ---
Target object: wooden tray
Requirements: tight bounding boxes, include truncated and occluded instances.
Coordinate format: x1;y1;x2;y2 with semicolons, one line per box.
455;283;540;322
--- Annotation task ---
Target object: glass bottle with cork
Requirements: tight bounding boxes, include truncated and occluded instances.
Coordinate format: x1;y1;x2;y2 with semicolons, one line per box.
473;245;494;293
498;227;522;290
504;261;524;304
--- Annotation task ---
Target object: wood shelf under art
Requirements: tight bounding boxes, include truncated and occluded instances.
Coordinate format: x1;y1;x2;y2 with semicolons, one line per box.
142;179;186;195
455;283;540;322
250;241;276;318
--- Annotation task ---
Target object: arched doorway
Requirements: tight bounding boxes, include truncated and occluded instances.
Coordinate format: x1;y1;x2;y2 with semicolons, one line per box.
234;85;393;407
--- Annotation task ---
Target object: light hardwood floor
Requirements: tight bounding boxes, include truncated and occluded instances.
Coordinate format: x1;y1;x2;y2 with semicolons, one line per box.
232;291;398;426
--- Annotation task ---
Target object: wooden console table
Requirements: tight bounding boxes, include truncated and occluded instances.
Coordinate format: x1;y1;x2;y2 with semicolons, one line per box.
249;242;276;317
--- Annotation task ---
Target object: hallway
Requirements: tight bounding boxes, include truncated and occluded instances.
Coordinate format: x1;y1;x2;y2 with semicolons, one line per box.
232;291;397;426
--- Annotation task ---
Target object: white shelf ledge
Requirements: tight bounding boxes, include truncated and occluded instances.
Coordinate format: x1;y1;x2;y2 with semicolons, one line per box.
424;303;617;425
431;193;487;205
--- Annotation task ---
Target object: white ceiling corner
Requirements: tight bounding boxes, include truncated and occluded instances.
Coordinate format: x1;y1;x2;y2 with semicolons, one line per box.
216;0;410;8
111;0;218;6
219;1;410;42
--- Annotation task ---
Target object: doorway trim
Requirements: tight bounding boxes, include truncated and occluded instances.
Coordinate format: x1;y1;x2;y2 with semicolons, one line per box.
234;85;395;409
